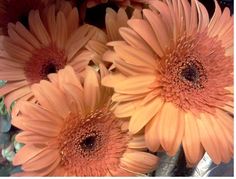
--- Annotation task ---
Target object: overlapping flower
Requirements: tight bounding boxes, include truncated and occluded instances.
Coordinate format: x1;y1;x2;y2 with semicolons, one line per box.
0;0;234;176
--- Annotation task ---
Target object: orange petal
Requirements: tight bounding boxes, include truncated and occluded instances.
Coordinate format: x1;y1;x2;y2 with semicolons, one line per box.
102;73;127;88
114;44;157;69
121;151;159;173
145;114;161;152
83;67;100;111
31;81;71;118
143;9;170;50
182;112;204;165
119;27;154;55
129;98;164;134
196;113;221;164
158;102;184;155
114;75;155;95
127;19;163;57
13;145;46;166
22;149;59;171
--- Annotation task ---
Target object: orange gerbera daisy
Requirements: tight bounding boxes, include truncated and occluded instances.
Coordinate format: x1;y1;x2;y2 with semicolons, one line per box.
0;2;107;110
102;0;233;166
11;66;159;176
0;0;51;35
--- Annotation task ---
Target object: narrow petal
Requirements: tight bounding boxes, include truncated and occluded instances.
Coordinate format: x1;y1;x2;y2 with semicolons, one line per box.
83;67;100;111
22;149;59;171
128;19;163;57
114;75;155;95
145;114;161;152
158;102;184;156
31;81;71;118
129;98;164;134
196;113;221;164
182;112;204;165
114;45;157;69
13;145;46;166
119;27;154;55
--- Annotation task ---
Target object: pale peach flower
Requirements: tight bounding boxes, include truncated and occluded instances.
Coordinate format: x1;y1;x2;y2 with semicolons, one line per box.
0;2;106;110
102;0;233;166
11;66;159;176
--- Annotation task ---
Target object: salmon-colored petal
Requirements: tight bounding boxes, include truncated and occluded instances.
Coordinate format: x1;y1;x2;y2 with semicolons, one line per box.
145;114;161;152
121;151;159;173
114;75;155;95
196;1;209;32
57;65;82;90
114;45;157;69
112;93;144;102
189;0;198;34
0;80;28;96
209;115;232;163
149;0;173;32
84;67;100;111
2;36;32;61
208;0;222;33
158;102;184;156
86;40;108;56
119;27;154;55
105;8;123;41
62;83;86;117
13;115;60;137
4;85;31;110
16;131;52;145
55;12;68;50
196;113;221;164
67;8;79;35
14;22;41;49
102;73;127;88
17;101;64;126
22;149;59;171
128;135;146;149
114;58;155;76
129;98;164;134
31;81;71;118
28;10;50;46
182;112;204;165
8;24;35;52
143;9;170;50
13;145;46;166
127;19;163;57
0;70;26;81
113;100;142;118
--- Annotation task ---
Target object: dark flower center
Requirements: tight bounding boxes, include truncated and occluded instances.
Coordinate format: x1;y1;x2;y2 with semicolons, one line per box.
24;46;66;83
181;65;199;83
42;62;57;77
80;133;100;151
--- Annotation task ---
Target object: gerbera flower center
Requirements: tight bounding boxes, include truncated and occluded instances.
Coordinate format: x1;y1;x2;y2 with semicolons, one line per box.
24;45;67;83
80;133;100;151
181;64;198;82
58;107;129;176
156;32;233;113
178;59;207;89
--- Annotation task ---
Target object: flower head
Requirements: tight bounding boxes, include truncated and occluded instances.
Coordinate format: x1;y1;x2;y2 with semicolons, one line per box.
11;66;159;176
102;0;233;166
0;2;106;110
